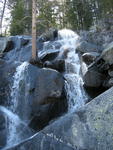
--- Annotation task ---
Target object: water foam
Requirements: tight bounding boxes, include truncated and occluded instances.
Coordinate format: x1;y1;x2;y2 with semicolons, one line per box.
58;29;87;112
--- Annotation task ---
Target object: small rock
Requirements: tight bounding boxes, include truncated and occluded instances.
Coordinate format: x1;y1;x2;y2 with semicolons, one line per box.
108;78;113;87
0;37;14;53
82;52;99;65
0;111;7;148
38;29;58;43
44;59;65;72
83;70;105;87
103;78;113;88
101;42;113;65
108;70;113;77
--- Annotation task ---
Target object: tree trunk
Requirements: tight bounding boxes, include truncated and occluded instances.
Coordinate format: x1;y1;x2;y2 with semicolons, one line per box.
0;0;7;35
32;0;37;60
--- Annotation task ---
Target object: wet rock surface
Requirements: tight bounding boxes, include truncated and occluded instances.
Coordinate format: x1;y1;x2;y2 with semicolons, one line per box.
9;63;67;131
76;41;101;53
0;111;7;148
3;36;31;62
82;41;113;90
0;61;17;105
101;42;113;65
82;52;99;65
83;69;105;87
0;37;14;53
1;29;113;150
7;87;113;150
0;34;67;135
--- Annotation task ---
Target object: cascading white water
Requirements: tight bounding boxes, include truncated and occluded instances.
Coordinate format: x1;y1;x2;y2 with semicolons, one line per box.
58;29;88;112
1;29;88;149
10;62;29;112
6;62;29;147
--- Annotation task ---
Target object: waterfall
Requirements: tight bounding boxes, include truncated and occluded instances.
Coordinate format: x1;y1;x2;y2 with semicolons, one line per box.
0;29;88;149
58;29;88;112
10;62;29;112
6;62;29;147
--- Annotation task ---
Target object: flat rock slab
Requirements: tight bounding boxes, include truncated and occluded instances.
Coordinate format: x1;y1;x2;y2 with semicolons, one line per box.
6;87;113;150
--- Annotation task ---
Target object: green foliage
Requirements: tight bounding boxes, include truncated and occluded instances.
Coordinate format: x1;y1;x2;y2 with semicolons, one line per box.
9;0;113;35
10;0;32;35
36;0;59;35
10;0;25;35
65;0;93;30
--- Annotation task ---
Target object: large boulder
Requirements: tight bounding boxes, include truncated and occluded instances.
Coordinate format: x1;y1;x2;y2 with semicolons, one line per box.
9;63;66;130
39;48;60;62
38;29;58;43
83;69;105;87
44;59;65;72
4;36;31;62
10;36;30;49
0;37;14;53
76;41;101;53
37;29;58;51
80;30;113;49
0;35;29;54
7;86;113;150
101;42;113;65
31;66;64;106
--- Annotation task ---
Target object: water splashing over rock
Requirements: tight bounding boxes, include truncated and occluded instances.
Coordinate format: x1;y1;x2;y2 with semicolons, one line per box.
10;62;29;112
58;29;88;112
5;62;31;147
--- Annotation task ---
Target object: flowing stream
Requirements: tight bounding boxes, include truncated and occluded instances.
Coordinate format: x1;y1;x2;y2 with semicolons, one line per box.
58;29;88;112
7;62;29;146
0;29;88;149
1;62;31;149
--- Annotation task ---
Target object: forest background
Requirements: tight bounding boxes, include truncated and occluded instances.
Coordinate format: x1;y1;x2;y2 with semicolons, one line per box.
0;0;113;36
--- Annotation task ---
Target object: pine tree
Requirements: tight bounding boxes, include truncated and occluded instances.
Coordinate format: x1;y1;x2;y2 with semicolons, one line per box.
32;0;37;60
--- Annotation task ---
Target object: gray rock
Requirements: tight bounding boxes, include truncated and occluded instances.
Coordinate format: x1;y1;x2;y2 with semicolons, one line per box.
38;29;58;43
0;37;14;53
32;67;64;106
11;63;66;130
76;41;100;53
83;70;105;87
10;36;31;50
101;42;113;65
82;52;99;65
7;87;113;150
80;30;113;49
108;78;113;87
4;44;32;62
103;78;113;88
39;48;60;62
44;59;65;72
4;36;31;62
0;61;17;105
108;69;113;77
0;61;66;132
0;111;7;148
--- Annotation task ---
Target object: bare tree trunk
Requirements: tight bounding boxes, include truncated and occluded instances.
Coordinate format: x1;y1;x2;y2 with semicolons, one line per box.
32;0;37;60
0;0;7;36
